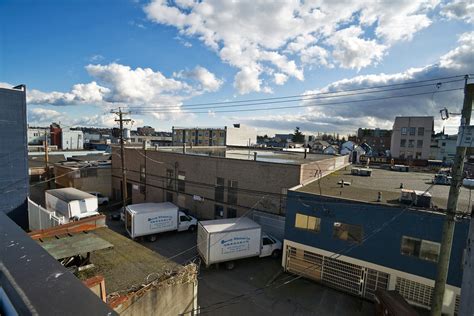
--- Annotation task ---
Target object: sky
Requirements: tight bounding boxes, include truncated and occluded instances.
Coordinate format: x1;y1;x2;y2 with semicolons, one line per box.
0;0;473;136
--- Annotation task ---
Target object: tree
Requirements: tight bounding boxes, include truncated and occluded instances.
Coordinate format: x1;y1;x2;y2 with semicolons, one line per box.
292;127;305;143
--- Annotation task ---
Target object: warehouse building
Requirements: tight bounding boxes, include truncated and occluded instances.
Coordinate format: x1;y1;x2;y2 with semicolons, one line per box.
111;147;349;235
282;166;470;315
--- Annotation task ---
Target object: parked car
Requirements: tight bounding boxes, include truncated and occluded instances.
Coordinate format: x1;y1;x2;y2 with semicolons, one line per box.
88;192;109;205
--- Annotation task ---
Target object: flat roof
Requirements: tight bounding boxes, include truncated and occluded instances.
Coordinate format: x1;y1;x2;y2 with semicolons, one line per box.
126;202;178;215
296;166;471;211
76;228;177;293
46;188;95;202
149;147;332;165
200;217;261;233
37;231;113;260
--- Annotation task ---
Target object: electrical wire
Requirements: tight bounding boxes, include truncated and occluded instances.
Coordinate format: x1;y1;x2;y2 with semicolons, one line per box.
124;75;470;109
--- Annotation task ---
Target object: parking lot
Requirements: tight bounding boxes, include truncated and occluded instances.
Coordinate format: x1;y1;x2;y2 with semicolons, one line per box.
106;213;374;316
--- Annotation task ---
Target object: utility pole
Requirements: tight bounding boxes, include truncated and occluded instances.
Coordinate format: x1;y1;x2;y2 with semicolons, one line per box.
44;131;51;189
431;79;474;316
112;108;132;210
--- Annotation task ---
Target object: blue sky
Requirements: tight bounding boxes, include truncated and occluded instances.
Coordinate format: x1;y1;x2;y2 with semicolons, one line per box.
1;0;473;135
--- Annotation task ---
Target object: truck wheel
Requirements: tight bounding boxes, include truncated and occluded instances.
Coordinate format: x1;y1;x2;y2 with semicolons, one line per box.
225;261;235;270
272;250;281;258
188;225;196;232
147;235;157;242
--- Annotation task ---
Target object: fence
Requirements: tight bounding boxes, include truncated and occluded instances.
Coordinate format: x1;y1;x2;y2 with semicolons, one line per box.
28;198;66;231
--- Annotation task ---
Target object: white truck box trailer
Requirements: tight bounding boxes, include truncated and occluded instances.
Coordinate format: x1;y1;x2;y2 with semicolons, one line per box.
197;217;282;267
45;188;99;220
125;202;197;240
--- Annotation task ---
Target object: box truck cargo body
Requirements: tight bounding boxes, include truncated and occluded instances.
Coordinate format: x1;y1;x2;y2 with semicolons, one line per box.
45;188;99;220
197;217;282;266
125;202;197;239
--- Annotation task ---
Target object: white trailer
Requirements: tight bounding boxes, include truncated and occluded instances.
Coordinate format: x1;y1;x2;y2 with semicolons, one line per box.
125;202;197;241
45;188;99;220
197;217;282;268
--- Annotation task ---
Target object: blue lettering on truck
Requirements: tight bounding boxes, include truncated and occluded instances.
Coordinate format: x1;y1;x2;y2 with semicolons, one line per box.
220;236;251;254
148;215;174;230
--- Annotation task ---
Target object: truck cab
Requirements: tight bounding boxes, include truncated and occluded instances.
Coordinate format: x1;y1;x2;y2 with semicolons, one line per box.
260;234;282;258
177;211;198;232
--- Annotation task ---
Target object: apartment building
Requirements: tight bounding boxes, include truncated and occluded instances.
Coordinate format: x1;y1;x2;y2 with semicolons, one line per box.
390;116;434;160
172;127;225;146
111;147;349;222
357;128;392;155
282;166;471;315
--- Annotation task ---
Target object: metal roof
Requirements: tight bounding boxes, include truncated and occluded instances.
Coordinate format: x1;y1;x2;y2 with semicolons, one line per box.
46;188;96;202
200;217;261;233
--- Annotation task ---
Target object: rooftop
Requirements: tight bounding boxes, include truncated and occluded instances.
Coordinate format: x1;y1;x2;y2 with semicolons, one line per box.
46;187;96;202
75;227;177;293
297;166;471;211
149;147;332;165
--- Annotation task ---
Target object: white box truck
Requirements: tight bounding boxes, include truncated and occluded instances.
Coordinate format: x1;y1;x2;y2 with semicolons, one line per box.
197;217;282;268
45;188;99;221
125;202;197;241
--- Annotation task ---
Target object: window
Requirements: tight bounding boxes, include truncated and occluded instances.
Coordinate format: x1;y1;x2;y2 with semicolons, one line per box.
262;237;274;245
180;215;190;222
166;191;173;202
417;140;423;148
228;180;238;205
418;127;424;136
409;127;416;136
178;171;185;192
408;140;415;148
401;127;407;135
401;236;440;262
400;139;406;147
215;177;225;202
214;205;224;219
227;208;237;218
166;169;174;189
139;185;146;195
140;165;146;182
333;222;363;243
295;213;321;232
442;142;446;147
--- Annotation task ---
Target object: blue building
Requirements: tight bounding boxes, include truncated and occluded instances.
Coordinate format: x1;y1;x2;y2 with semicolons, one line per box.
283;167;470;315
0;85;29;228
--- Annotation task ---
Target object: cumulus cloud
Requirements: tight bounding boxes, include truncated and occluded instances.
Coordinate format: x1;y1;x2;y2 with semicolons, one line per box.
237;31;473;135
144;0;442;94
175;65;223;92
26;63;223;118
441;0;474;23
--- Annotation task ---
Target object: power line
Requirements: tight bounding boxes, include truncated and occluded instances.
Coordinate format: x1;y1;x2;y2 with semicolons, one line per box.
124;74;471;109
126;88;463;115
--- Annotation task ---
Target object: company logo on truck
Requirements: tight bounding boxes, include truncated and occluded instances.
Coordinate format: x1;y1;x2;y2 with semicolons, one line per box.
221;236;250;254
148;215;174;230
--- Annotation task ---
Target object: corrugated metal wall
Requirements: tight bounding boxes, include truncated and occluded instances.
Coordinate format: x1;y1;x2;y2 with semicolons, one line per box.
0;87;28;228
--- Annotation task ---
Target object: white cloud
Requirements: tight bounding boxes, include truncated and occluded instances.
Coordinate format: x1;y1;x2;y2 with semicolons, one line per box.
274;73;288;85
236;31;473;135
144;0;441;93
441;0;474;23
175;65;223;92
26;62;223;119
326;27;387;70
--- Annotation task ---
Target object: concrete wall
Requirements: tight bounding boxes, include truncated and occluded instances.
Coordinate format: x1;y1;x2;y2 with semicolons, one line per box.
55;165;112;198
62;130;84;150
114;273;197;316
225;125;257;146
391;116;434;160
0;86;28;228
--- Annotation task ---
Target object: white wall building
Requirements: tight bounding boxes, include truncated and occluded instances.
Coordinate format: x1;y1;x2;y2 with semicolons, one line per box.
27;127;49;145
225;124;257;147
62;129;84;150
